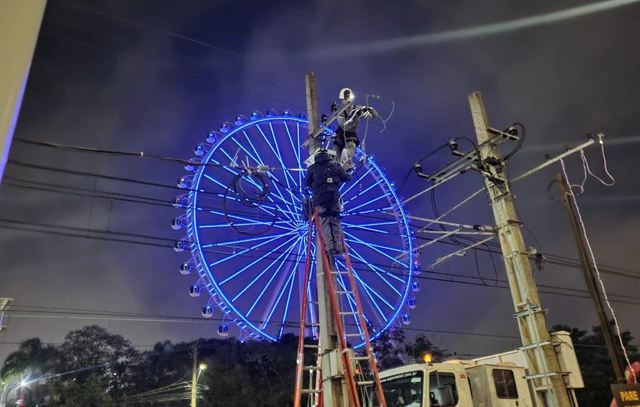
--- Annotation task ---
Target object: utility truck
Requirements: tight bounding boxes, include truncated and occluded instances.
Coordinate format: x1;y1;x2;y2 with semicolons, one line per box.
372;331;584;407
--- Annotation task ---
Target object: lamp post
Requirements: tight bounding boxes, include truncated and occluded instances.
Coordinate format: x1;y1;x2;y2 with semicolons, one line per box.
190;344;207;407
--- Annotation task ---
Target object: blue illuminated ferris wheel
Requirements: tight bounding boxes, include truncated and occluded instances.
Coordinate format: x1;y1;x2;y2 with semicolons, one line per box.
171;111;416;347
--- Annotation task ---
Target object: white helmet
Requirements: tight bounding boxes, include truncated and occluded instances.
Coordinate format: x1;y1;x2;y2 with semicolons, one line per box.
338;87;354;101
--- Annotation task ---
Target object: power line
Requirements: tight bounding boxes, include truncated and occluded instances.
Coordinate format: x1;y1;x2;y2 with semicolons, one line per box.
7;159;640;282
2;209;640;307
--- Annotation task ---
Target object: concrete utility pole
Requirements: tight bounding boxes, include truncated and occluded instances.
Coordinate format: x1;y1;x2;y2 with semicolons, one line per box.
469;92;571;407
0;0;47;182
555;173;624;382
305;72;345;407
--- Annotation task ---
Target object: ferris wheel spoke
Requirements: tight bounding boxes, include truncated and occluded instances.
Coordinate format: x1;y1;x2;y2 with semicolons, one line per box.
345;245;403;294
283;121;302;172
335;269;366;338
336;258;389;322
231;133;265;166
231;236;302;301
215;145;300;221
342;178;384;206
264;176;302;223
341;220;390;234
264;123;304;216
203;230;294;248
267;122;301;190
208;231;297;266
277;260;299;339
205;163;297;224
344;231;408;268
344;194;388;215
231;132;302;210
219;234;299;286
344;231;405;254
205;210;293;232
260;258;298;328
340;166;373;198
345;206;393;217
246;238;301;318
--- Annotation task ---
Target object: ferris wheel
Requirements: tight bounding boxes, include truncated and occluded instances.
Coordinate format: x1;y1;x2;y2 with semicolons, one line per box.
171;111;416;347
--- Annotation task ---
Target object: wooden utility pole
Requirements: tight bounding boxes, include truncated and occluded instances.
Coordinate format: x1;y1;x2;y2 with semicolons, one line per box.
305;72;345;407
469;92;571;406
555;173;624;381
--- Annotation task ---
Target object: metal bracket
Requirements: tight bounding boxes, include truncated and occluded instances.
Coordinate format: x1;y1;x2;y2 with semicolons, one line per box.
513;305;542;318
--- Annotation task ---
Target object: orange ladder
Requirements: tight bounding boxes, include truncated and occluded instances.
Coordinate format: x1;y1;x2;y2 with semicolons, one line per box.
293;211;387;407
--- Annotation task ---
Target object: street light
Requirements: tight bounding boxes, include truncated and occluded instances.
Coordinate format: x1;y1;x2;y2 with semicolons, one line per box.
198;363;207;371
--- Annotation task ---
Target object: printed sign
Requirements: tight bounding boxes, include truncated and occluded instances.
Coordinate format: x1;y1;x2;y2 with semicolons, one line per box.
612;383;640;407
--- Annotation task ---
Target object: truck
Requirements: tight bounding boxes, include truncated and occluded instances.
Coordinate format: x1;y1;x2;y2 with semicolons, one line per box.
373;331;584;407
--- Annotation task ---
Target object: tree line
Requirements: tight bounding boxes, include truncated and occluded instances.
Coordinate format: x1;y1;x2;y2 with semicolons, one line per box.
0;323;636;406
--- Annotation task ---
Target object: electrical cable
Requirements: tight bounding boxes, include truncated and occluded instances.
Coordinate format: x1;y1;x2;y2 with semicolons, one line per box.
7;161;640;283
502;122;526;161
222;171;278;235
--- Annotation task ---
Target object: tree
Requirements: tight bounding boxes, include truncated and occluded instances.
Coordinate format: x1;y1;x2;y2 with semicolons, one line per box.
1;337;60;379
404;333;445;364
553;322;639;407
1;338;61;405
55;325;142;404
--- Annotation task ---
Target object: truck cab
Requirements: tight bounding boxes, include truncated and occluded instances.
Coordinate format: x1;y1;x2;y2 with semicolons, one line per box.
375;361;533;407
375;362;474;407
373;331;583;407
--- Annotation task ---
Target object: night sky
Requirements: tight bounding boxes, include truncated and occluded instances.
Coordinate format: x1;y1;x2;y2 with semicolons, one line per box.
2;0;640;364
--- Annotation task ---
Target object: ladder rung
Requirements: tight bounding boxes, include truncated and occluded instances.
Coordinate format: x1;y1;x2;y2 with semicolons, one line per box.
304;366;321;371
301;389;322;394
304;344;320;349
339;311;358;315
330;271;349;275
357;381;374;386
352;356;370;361
344;333;362;337
336;290;354;294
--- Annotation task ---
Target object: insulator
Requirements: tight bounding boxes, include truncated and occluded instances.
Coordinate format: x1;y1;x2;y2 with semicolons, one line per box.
218;324;230;337
193;143;210;157
407;297;417;310
179;262;194;275
173;240;188;253
174;194;190;208
177;175;193;189
202;305;214;318
297;113;307;120
171;216;187;231
401;313;411;325
250;111;262;121
184;157;202;172
189;284;201;297
219;122;235;133
206;131;221;144
282;110;292;117
265;109;277;117
411;280;420;292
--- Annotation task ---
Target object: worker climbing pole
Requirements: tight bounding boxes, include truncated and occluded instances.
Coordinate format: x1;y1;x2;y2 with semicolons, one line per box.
292;73;387;407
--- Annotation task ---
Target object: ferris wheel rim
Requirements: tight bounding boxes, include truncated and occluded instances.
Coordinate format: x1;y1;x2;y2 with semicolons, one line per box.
184;114;415;344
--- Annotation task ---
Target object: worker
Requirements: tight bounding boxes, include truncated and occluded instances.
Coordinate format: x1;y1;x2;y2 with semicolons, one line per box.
333;87;378;172
305;148;351;255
